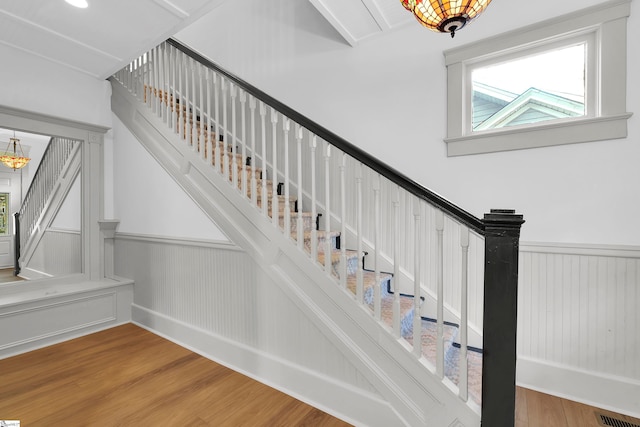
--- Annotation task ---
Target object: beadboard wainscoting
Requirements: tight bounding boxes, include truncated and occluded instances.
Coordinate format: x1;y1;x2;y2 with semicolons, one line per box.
114;233;402;427
517;242;640;419
22;229;82;279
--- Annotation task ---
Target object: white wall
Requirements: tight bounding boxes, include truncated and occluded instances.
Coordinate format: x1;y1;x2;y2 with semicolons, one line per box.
176;0;640;246
0;44;115;216
51;173;81;231
0;44;112;128
112;115;227;241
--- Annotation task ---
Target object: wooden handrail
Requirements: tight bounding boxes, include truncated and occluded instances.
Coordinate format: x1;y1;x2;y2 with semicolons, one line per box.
167;38;485;235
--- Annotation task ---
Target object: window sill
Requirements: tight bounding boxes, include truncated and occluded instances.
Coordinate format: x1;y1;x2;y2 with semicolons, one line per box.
444;112;633;156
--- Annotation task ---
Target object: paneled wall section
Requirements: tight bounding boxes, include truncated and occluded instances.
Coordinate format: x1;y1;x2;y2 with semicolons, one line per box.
517;244;639;381
114;233;379;395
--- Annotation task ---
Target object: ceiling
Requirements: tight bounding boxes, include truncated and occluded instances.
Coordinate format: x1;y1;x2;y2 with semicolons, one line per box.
0;0;403;153
0;0;411;81
0;0;229;80
309;0;414;46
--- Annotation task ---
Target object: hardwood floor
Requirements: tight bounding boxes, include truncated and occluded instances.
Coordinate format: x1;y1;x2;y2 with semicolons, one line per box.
1;323;638;426
0;324;349;426
516;386;640;427
0;267;22;284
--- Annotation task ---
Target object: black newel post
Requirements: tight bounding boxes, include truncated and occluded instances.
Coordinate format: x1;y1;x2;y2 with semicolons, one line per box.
481;209;524;427
14;212;21;276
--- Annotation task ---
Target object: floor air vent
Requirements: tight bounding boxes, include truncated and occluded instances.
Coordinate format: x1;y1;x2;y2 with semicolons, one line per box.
597;413;640;427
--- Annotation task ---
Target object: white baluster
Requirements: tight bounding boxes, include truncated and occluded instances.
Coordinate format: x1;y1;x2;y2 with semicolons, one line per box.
339;154;347;290
134;58;139;95
459;225;470;402
230;83;238;188
124;62;129;90
185;57;192;145
147;48;156;113
240;90;248;197
324;142;332;273
143;52;149;107
129;59;134;95
149;48;155;112
177;51;183;140
283;118;291;238
154;46;160;115
163;44;170;125
271;108;279;226
206;68;212;163
393;185;401;337
190;58;197;150
123;62;129;92
199;63;206;161
373;173;381;320
131;60;135;92
296;125;304;250
137;56;144;99
222;78;229;181
260;102;268;216
356;163;364;304
436;209;445;377
413;198;422;358
310;135;318;264
249;97;258;206
214;73;221;173
169;47;175;132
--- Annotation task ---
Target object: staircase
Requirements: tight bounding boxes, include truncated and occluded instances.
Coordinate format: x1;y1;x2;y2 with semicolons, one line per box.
110;39;523;426
203;136;486;405
14;136;81;278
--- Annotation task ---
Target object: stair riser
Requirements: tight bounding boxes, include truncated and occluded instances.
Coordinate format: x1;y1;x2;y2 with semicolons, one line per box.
277;215;314;234
304;234;340;254
257;199;296;214
332;255;359;278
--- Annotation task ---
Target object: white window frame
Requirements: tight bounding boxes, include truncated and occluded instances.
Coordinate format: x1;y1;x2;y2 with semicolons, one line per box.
443;0;632;156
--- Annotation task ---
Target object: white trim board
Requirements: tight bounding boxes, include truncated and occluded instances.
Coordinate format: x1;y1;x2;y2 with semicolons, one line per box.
520;241;640;258
517;356;640;419
132;304;403;427
116;232;242;251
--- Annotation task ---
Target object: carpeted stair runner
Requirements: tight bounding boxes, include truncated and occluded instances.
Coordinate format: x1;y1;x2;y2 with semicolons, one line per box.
149;86;484;407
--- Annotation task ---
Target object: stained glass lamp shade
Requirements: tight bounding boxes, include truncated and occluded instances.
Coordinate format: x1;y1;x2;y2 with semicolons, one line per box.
401;0;493;37
0;135;30;170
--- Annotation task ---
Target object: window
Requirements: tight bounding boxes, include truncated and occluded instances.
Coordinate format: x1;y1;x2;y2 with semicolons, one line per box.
444;0;632;156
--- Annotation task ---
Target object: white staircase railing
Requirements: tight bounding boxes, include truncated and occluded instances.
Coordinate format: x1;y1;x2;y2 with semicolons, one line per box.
16;137;80;272
112;39;524;426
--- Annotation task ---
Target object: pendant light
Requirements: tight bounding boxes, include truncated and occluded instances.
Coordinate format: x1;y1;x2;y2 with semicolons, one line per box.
401;0;493;38
0;131;31;170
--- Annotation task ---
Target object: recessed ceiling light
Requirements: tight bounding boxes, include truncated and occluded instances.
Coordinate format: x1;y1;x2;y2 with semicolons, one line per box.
65;0;88;8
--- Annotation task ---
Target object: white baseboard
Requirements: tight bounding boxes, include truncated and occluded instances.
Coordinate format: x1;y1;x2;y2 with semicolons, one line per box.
517;356;640;419
19;267;53;280
132;303;402;427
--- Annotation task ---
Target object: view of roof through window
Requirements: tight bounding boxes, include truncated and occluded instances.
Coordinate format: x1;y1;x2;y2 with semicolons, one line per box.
472;43;586;130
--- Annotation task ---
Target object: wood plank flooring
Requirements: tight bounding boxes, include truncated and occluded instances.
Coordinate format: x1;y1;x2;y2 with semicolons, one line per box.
0;267;22;284
1;323;638;426
0;324;350;426
516;386;640;427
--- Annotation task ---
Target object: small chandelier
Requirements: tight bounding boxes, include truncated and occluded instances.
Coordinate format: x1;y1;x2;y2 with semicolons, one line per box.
401;0;492;38
0;131;31;170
